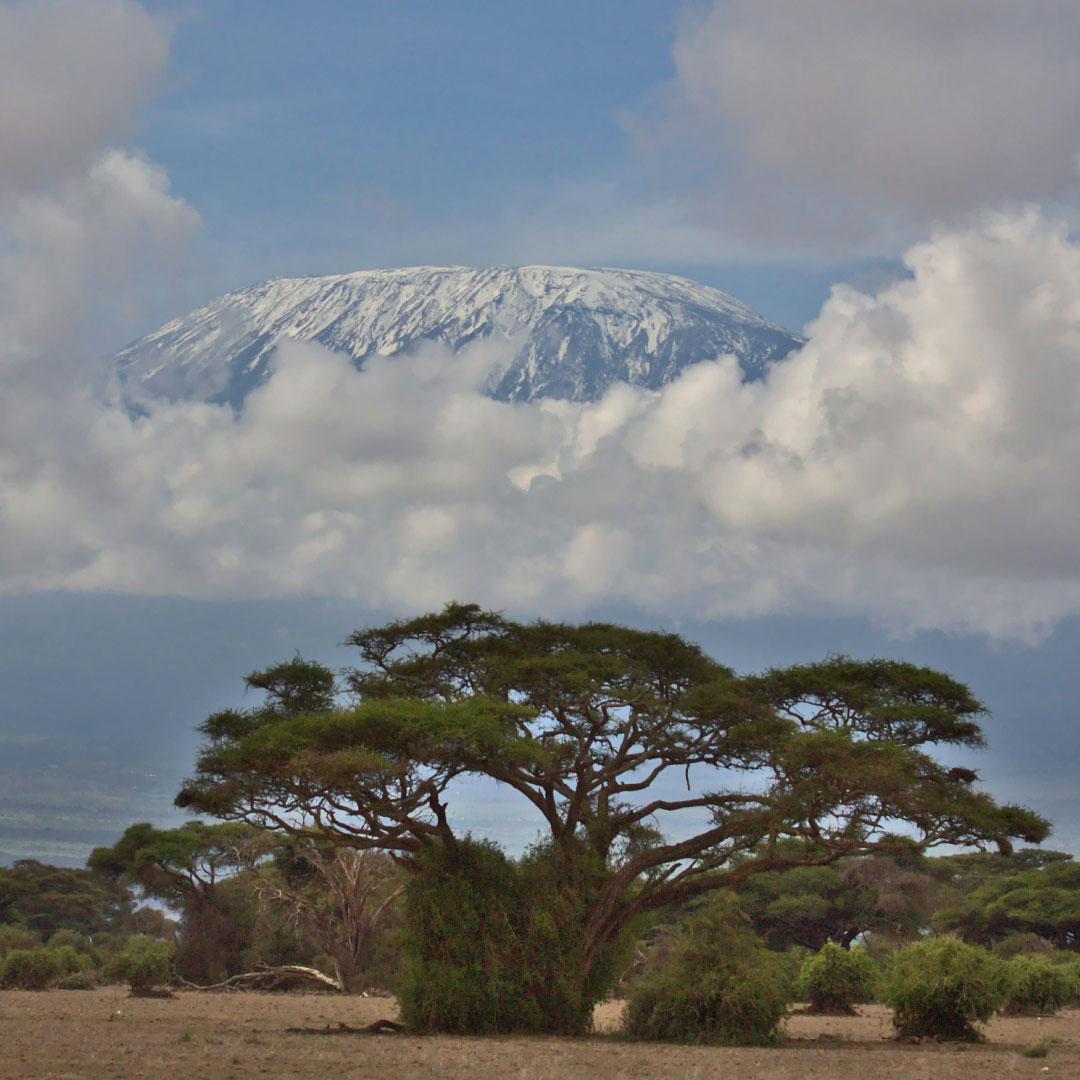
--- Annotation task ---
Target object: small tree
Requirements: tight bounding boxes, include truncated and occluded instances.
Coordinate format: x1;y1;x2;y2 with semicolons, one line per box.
884;938;1004;1040
89;821;257;983
798;942;876;1014
243;835;405;992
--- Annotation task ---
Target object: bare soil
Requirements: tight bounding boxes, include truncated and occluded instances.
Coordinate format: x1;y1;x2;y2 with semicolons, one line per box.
1;989;1077;1080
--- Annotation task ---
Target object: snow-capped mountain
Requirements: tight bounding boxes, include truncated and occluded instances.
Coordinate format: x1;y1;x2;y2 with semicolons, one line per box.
116;265;805;407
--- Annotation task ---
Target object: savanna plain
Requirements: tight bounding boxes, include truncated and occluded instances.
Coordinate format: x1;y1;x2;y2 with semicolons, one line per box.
1;989;1076;1080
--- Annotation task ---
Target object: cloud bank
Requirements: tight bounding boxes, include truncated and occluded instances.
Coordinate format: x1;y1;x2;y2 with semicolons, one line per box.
631;0;1080;251
5;203;1080;641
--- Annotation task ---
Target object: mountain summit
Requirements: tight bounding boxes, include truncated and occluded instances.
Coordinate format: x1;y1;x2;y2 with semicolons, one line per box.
116;265;804;407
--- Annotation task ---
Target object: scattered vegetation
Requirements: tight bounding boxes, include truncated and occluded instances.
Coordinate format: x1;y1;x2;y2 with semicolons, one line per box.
883;937;1004;1040
3;605;1076;1050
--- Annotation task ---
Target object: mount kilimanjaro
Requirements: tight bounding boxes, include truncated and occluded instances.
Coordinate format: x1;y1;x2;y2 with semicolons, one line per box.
116;265;805;407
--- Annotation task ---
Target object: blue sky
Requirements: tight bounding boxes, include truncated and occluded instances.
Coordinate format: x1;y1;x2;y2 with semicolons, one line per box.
129;0;882;332
3;0;1080;864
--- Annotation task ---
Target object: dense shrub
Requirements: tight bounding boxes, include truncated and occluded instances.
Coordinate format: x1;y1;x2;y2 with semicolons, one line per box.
0;947;64;989
45;929;100;964
0;925;41;957
798;943;876;1014
1000;955;1076;1016
48;944;94;977
883;937;1004;1040
398;839;631;1035
623;904;790;1045
772;947;809;1001
106;936;175;994
991;932;1054;960
57;968;102;990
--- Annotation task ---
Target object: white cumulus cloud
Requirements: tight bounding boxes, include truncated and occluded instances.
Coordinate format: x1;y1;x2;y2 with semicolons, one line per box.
632;0;1080;251
4;208;1080;642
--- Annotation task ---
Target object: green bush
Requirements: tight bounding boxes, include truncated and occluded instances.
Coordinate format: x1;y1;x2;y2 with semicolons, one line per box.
106;936;175;993
398;839;630;1035
0;947;64;989
991;932;1053;960
1000;955;1076;1016
48;944;94;977
57;968;102;990
771;947;809;1001
798;943;876;1014
883;937;1004;1040
623;904;790;1045
45;929;100;965
0;925;41;957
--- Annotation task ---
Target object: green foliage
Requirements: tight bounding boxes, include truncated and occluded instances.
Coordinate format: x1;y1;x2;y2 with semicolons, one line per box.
0;947;65;989
106;935;175;993
89;821;260;984
932;851;1080;950
623;903;790;1045
45;929;100;964
0;859;134;937
999;954;1076;1016
732;839;938;951
398;839;630;1035
0;923;40;956
798;943;876;1014
883;937;1004;1040
48;943;94;977
991;932;1054;959
57;968;102;990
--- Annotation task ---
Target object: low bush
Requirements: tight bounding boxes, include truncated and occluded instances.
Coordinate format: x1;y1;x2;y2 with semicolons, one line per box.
883;937;1004;1041
798;943;876;1014
1000;955;1076;1016
57;968;102;990
106;936;175;994
0;947;64;990
623;904;790;1045
992;932;1054;960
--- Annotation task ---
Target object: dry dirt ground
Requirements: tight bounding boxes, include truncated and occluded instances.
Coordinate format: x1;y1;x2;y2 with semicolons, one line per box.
2;989;1078;1080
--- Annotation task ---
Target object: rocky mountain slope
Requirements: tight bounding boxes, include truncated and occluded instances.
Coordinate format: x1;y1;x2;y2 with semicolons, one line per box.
116;265;805;407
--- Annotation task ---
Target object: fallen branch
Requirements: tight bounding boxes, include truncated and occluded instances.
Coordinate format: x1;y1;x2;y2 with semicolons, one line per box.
286;1019;405;1035
179;963;344;993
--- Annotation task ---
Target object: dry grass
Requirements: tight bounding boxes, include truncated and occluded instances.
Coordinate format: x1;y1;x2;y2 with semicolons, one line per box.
1;989;1077;1080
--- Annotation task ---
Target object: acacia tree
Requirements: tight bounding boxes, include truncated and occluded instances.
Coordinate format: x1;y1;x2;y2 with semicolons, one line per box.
933;854;1080;950
729;838;940;950
177;603;1048;1032
89;821;257;982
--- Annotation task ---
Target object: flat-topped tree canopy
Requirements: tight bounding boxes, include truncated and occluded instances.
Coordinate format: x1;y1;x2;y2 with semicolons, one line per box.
177;602;1048;925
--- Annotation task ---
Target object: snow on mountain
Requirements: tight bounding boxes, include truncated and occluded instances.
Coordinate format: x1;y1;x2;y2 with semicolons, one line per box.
115;265;805;407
